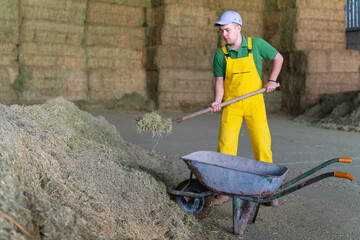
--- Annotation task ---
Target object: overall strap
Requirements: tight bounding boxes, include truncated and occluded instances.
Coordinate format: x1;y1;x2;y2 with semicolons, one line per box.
222;46;230;59
248;37;253;54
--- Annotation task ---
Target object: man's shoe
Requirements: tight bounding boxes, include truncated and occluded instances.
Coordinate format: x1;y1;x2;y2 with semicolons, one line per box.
262;199;279;207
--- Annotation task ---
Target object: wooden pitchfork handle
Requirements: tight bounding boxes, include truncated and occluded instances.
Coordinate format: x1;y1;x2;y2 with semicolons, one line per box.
173;83;280;123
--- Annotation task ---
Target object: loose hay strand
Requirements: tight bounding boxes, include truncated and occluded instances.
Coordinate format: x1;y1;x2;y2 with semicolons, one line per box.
0;209;32;237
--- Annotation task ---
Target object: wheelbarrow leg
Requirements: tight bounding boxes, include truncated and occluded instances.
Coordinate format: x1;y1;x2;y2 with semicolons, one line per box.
233;197;255;235
248;203;260;224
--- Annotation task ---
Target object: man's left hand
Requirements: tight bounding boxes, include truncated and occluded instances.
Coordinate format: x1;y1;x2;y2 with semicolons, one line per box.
264;81;277;93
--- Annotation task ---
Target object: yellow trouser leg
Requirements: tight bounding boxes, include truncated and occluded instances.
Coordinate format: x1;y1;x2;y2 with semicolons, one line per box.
245;106;273;163
217;105;243;156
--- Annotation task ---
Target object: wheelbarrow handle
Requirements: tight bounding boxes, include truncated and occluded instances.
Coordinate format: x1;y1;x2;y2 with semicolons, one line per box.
277;157;353;191
334;172;356;181
339;158;352;164
173;83;280;123
259;172;355;203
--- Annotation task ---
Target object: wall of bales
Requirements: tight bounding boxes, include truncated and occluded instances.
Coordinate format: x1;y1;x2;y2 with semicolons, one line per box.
19;0;88;103
0;0;19;105
148;0;267;110
0;0;149;106
146;0;218;109
0;0;271;110
1;0;358;112
86;0;148;103
275;0;360;112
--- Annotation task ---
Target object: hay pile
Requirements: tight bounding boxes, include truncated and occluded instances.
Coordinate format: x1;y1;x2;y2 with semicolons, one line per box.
0;97;197;239
294;91;360;132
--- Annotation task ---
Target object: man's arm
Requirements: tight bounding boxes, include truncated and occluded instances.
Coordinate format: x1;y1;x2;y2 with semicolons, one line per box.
264;52;283;93
210;76;224;112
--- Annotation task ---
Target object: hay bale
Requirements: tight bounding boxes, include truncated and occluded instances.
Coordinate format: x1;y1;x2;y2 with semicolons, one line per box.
21;6;86;24
88;68;147;101
0;97;197;239
21;55;85;68
0;19;19;43
22;0;87;10
152;0;217;7
149;25;218;48
156;68;213;108
157;68;213;109
112;92;155;111
87;2;144;26
0;0;19;21
86;46;143;63
0;66;18;104
86;46;144;71
158;68;213;90
296;0;345;9
22;19;85;35
21;20;85;45
219;0;263;10
297;19;344;32
0;45;17;65
21;43;85;58
158;4;216;28
91;0;150;8
148;46;215;70
306;50;360;74
86;25;145;48
13;66;87;103
22;30;84;45
297;7;346;21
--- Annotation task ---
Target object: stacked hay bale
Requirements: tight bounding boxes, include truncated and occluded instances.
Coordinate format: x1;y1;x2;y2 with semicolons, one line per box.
278;0;360;112
262;0;283;112
263;0;280;50
294;0;360;108
86;0;148;104
302;49;360;108
18;0;88;104
294;0;346;51
277;0;303;111
0;0;19;104
148;0;218;109
0;97;196;239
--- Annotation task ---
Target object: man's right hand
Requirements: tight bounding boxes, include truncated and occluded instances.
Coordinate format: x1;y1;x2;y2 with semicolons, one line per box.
211;101;222;113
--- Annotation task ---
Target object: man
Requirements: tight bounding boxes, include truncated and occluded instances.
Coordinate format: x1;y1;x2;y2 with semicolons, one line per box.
211;11;283;206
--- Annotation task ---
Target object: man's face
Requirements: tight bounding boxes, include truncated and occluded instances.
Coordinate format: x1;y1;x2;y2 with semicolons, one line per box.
220;23;241;45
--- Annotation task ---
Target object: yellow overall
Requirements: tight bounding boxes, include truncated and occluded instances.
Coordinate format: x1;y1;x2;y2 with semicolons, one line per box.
217;38;273;163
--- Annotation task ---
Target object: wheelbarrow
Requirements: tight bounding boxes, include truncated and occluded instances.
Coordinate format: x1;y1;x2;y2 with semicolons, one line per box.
167;151;355;235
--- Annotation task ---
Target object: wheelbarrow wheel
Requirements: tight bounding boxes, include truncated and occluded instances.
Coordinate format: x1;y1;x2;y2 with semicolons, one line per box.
174;179;214;219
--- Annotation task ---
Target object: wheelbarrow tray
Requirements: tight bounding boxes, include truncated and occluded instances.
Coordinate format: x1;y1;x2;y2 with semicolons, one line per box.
181;151;289;198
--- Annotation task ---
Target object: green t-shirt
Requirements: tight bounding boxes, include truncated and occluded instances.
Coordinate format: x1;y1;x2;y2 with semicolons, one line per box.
213;36;278;78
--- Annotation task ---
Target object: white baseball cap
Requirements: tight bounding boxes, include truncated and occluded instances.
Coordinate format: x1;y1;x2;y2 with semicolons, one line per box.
213;11;242;27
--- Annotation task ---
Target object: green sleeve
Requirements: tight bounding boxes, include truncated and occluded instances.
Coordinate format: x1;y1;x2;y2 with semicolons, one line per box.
213;48;226;77
253;37;278;61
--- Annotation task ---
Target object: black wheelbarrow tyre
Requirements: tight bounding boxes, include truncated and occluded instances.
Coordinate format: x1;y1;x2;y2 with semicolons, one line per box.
174;179;214;220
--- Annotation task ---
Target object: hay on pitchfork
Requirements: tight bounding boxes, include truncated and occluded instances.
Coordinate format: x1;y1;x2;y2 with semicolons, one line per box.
136;111;173;152
136;111;172;137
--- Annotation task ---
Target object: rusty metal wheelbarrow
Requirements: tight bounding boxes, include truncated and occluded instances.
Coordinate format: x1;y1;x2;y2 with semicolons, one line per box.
167;151;355;235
